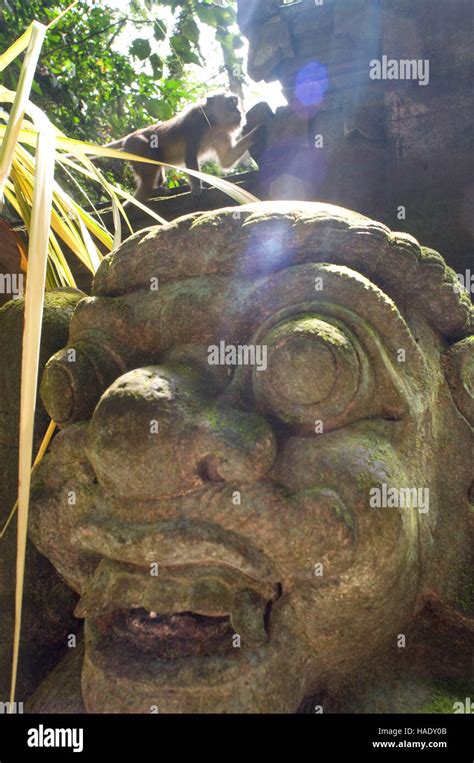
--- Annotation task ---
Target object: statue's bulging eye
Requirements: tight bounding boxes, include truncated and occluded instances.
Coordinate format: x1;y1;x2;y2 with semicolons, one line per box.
252;316;364;431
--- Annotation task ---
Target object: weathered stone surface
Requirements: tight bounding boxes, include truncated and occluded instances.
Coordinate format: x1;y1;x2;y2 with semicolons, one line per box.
28;203;473;713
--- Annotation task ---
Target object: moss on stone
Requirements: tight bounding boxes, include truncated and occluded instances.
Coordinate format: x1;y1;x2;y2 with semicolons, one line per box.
420;681;474;713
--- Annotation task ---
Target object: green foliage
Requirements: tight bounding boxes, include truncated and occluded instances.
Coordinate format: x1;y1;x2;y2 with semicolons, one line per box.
0;0;244;203
0;0;242;147
2;3;138;140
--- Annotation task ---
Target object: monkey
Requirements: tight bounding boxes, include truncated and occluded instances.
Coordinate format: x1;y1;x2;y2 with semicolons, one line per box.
101;94;262;203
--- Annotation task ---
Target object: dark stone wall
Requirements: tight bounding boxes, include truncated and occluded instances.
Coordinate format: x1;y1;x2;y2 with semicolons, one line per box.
238;0;473;276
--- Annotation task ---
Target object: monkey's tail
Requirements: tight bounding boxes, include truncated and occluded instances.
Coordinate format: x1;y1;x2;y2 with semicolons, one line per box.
101;138;125;151
87;138;125;165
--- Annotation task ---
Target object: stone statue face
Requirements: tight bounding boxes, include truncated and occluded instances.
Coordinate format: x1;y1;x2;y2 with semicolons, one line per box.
31;203;473;713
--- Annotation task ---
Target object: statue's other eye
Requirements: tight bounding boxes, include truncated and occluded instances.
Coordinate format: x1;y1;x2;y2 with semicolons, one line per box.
252;314;375;432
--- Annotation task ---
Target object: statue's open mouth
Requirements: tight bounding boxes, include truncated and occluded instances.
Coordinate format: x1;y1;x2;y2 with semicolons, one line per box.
110;609;236;659
76;558;281;667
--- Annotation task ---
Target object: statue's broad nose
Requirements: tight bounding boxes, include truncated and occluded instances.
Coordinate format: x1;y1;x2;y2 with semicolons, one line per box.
85;365;276;500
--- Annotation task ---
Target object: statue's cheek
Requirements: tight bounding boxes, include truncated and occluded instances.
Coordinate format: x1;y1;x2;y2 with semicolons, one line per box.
268;444;421;660
272;425;422;575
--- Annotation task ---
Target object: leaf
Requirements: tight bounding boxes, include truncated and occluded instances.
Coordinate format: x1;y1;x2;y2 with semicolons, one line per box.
0;25;34;72
14;124;56;715
214;8;236;25
145;98;171;120
153;20;167;41
179;49;201;66
195;4;235;27
181;17;200;46
194;5;216;26
149;53;163;79
0;22;47;200
170;34;190;55
129;37;152;61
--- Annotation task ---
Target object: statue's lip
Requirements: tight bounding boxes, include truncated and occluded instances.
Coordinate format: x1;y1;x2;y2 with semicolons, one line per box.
71;516;280;582
76;558;281;653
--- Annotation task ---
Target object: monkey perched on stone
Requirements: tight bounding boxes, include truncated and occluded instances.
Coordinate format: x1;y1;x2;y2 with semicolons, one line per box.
103;94;261;202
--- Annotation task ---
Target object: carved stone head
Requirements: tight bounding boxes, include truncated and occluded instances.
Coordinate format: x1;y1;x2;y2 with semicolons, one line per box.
30;202;473;713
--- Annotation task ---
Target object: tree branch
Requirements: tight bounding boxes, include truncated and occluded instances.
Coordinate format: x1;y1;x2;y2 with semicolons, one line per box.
41;17;133;58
